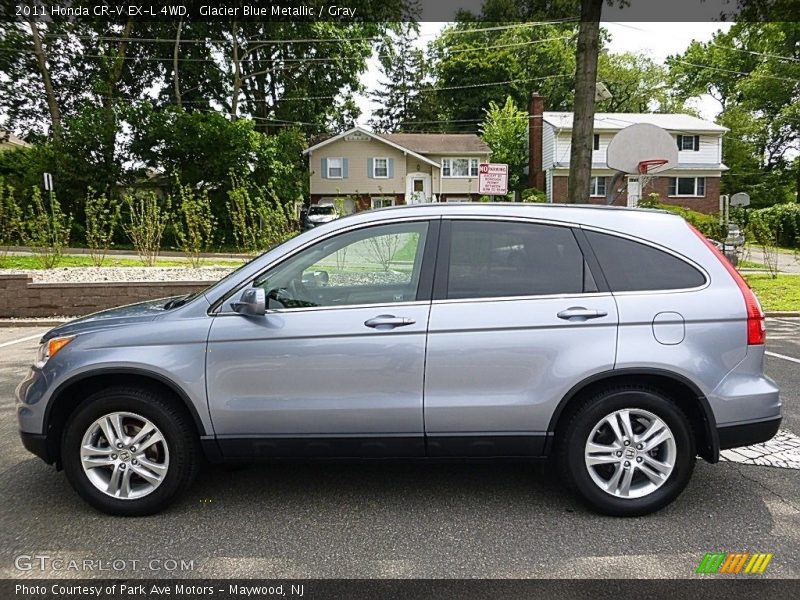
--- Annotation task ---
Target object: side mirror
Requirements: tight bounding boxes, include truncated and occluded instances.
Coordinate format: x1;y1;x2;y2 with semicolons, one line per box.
230;287;266;316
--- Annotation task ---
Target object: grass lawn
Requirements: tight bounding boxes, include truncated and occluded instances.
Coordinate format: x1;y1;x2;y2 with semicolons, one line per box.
0;255;244;269
738;259;767;269
743;274;800;312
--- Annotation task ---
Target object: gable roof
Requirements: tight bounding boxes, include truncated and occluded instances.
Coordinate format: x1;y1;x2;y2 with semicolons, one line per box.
0;130;32;148
375;132;489;155
542;112;729;134
303;126;440;167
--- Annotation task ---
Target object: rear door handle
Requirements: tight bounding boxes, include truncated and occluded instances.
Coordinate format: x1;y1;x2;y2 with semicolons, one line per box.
364;315;416;329
557;307;608;321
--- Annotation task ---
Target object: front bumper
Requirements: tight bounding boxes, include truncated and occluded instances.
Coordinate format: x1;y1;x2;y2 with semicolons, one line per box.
20;431;52;464
717;416;782;451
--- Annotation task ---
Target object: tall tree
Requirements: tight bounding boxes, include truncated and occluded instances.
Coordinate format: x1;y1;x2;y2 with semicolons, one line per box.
596;51;682;113
369;23;435;132
567;0;603;204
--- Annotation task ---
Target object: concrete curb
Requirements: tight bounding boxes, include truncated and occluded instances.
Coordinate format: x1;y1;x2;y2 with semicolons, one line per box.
0;319;70;327
766;312;800;318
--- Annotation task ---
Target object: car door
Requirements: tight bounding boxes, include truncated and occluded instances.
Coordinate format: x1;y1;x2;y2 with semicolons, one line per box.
424;218;619;457
206;219;438;458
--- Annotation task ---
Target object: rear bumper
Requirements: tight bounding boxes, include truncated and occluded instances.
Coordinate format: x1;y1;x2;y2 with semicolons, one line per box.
717;416;782;451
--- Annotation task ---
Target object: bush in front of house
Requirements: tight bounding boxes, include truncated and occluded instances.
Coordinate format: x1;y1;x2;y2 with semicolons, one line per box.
0;177;23;259
638;194;726;240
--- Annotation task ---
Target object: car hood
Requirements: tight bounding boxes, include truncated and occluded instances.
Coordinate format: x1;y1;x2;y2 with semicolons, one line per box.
307;214;336;223
42;297;175;341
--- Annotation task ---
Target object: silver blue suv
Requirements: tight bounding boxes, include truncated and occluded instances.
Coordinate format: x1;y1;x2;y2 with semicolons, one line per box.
16;204;781;516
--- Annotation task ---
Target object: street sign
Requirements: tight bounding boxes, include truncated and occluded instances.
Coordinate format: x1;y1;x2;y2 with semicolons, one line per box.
43;172;53;191
730;192;750;207
478;163;508;195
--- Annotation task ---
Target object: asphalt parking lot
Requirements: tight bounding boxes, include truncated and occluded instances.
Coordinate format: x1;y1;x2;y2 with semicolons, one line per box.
1;321;798;579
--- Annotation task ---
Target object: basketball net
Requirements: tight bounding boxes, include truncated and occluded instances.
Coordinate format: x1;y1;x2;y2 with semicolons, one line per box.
636;159;669;203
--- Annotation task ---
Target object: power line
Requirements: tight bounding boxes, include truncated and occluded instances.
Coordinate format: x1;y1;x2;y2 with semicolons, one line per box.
668;59;800;83
708;43;800;63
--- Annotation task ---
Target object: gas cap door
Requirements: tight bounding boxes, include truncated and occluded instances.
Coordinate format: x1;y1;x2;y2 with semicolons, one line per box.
652;311;685;345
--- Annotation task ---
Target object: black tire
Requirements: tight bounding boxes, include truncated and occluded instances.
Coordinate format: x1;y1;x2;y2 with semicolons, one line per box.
557;385;695;517
61;386;199;516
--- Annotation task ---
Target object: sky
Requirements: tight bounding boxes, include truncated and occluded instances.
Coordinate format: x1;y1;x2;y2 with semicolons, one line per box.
355;21;735;126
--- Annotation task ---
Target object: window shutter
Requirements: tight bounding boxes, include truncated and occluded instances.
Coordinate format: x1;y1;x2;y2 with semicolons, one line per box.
321;157;327;179
676;135;683;150
342;158;349;179
388;158;394;178
367;158;374;179
694;135;700;151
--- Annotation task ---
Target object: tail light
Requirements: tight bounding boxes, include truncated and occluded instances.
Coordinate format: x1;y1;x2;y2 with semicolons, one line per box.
688;223;765;345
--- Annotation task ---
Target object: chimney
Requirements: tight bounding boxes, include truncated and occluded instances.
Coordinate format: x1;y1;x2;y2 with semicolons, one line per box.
528;93;545;190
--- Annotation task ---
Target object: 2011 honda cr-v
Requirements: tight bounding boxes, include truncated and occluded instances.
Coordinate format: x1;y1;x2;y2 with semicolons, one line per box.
17;204;781;516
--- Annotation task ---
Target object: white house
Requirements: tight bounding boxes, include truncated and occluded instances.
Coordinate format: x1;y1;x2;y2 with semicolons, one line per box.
528;96;729;214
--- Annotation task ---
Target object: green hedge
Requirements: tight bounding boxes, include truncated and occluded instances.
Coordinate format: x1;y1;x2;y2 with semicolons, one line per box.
636;198;726;240
731;203;800;249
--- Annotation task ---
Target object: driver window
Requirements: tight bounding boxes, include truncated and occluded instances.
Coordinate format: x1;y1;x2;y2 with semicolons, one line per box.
254;221;429;309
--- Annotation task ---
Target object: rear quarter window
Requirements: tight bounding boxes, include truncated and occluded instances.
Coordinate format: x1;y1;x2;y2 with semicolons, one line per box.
585;230;706;292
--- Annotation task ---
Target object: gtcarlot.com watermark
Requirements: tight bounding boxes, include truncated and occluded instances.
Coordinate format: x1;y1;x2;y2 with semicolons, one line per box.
15;554;195;573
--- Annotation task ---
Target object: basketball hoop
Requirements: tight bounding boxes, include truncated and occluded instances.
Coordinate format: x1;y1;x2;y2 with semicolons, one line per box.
637;159;669;174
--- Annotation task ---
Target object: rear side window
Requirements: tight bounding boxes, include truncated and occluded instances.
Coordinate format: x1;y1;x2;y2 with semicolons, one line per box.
585;230;706;291
446;220;596;299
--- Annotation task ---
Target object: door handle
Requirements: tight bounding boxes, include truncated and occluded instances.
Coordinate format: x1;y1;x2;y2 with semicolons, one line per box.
364;315;416;329
557;307;608;321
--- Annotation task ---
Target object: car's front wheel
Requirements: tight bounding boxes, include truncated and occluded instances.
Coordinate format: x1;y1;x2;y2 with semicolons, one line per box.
558;386;696;516
61;386;199;516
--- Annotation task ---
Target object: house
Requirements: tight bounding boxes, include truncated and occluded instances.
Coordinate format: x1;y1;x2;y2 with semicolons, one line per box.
527;95;729;214
0;130;31;151
303;126;491;212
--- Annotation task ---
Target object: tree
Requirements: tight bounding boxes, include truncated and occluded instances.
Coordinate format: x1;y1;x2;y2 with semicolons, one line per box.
429;19;577;131
370;23;437;132
667;22;800;206
479;96;528;197
596;52;680;113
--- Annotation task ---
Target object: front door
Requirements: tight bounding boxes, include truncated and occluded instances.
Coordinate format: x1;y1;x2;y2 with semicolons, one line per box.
206;220;436;458
406;172;431;204
627;177;641;207
424;219;619;456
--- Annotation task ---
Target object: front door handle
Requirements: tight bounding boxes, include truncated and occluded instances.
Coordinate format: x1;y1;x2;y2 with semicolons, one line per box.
364;315;416;329
557;307;608;321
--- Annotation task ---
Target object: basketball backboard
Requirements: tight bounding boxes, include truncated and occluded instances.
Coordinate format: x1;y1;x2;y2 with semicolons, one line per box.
606;123;679;175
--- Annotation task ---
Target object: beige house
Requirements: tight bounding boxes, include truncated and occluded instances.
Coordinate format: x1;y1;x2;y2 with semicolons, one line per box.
303;126;491;212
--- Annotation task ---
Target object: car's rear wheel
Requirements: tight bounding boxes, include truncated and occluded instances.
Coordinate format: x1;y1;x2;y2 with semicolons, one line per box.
558;386;695;516
62;386;199;516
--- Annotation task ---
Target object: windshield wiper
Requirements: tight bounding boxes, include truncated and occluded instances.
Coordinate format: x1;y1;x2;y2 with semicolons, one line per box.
164;293;194;310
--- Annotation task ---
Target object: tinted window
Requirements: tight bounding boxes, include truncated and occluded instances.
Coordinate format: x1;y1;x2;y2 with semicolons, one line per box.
446;221;594;299
585;230;706;291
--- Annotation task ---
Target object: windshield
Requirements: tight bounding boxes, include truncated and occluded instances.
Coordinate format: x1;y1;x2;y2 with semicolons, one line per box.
309;205;335;215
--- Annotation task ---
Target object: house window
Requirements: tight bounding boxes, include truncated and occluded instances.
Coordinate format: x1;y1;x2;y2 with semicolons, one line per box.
593;134;600;151
589;176;606;196
371;196;395;209
668;177;706;197
677;135;700;151
442;158;480;177
374;157;389;178
327;157;343;179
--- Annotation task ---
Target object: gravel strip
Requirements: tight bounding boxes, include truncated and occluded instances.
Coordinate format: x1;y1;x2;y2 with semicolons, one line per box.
0;266;236;284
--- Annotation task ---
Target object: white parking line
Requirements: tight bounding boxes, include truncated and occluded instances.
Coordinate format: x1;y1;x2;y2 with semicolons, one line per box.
765;351;800;365
0;333;42;349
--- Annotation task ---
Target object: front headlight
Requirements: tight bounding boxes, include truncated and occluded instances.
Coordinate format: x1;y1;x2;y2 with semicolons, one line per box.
36;335;75;365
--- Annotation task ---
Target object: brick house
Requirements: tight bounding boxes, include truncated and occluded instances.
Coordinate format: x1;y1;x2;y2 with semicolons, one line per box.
527;95;729;214
303;126;491;212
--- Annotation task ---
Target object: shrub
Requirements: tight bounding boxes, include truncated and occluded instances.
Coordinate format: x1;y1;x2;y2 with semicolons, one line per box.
123;192;170;266
173;182;216;267
22;188;72;269
0;177;23;259
746;208;782;278
641;200;726;240
227;173;296;255
521;188;547;203
84;187;121;266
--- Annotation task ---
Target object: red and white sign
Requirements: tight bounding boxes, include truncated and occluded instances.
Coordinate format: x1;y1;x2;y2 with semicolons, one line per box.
478;163;508;195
